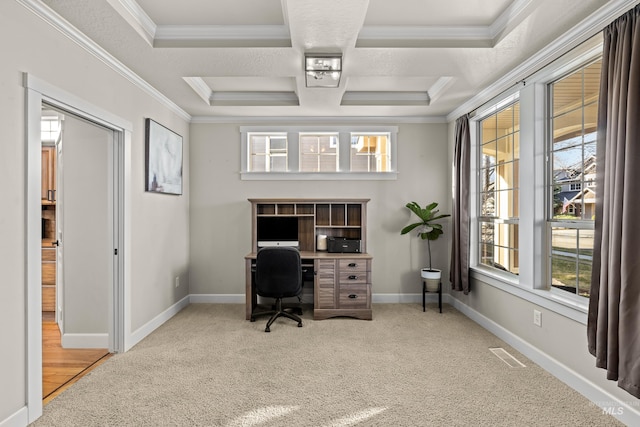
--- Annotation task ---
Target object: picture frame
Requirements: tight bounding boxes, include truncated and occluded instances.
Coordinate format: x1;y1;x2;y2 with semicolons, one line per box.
145;118;183;195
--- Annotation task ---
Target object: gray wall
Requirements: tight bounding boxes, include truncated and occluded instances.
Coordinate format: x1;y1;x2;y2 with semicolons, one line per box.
0;2;189;422
189;122;450;298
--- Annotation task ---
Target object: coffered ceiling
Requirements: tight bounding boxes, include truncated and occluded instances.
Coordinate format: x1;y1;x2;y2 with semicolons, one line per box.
38;0;617;121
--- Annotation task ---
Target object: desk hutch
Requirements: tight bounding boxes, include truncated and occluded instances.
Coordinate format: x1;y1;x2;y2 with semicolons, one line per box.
245;198;372;320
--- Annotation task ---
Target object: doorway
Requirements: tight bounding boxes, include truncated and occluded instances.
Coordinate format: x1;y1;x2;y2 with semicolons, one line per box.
40;107;113;401
26;74;130;423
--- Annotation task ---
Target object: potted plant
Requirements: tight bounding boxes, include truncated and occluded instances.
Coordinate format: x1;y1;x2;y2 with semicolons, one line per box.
400;201;450;292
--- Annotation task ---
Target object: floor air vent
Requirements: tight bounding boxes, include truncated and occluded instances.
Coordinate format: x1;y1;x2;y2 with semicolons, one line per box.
489;347;526;368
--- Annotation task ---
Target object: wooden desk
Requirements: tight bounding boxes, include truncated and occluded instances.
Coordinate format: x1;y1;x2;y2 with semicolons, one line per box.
245;251;373;321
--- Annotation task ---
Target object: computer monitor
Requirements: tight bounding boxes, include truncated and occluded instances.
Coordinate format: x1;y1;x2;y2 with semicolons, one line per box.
257;216;299;247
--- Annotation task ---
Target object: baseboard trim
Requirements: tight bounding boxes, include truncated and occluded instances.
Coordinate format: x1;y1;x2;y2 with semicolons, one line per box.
61;333;109;349
126;295;190;351
372;293;452;304
188;293;451;305
0;406;28;427
450;297;640;426
189;294;244;303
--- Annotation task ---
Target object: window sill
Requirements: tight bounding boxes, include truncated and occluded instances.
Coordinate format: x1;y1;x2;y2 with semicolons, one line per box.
240;171;398;181
470;267;589;325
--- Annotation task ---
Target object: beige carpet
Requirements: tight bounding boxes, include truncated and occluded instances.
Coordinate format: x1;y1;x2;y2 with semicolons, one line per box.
33;303;622;426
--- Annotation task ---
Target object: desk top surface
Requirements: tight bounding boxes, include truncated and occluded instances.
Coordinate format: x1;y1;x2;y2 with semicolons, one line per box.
245;251;372;260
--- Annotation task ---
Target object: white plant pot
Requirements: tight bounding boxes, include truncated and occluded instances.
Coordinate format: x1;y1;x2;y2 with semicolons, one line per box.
421;268;441;293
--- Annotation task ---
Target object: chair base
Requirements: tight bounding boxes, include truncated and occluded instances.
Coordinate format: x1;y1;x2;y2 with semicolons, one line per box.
251;298;302;332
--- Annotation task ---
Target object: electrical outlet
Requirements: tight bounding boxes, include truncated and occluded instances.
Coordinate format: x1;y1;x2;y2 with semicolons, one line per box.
533;309;542;327
175;276;180;288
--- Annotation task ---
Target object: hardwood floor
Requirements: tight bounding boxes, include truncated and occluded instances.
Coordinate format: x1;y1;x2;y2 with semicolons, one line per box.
42;319;111;404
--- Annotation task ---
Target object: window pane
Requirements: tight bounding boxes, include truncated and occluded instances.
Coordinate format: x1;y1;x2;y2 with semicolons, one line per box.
477;100;520;274
553;109;583;143
248;133;288;172
350;134;391;172
480;167;495;193
550;227;593;298
481;141;497;167
548;58;600;298
497;135;513;162
480;191;495;216
270;155;287;171
482;116;497;143
250;154;265;171
300;134;338;172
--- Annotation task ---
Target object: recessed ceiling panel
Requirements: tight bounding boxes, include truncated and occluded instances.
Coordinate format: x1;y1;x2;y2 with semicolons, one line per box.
201;77;297;92
346;76;440;92
363;0;514;26
136;0;285;25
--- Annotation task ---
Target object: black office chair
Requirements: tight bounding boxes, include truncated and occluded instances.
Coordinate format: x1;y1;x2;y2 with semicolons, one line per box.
252;246;303;332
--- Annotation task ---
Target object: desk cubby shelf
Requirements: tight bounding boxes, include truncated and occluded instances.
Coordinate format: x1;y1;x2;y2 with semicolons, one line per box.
247;198;372;320
250;199;368;253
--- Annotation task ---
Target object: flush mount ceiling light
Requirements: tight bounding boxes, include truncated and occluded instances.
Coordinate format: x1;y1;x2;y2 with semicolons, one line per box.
305;54;342;88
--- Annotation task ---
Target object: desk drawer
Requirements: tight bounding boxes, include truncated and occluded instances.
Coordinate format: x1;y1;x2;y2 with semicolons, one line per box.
339;284;370;309
338;270;368;284
338;259;368;273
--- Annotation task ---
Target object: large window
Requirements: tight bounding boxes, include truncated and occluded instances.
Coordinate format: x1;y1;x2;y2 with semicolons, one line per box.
548;59;601;298
477;101;520;275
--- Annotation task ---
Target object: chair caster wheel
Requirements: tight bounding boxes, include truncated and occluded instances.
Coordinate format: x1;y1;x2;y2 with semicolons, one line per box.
297;322;302;327
265;327;270;332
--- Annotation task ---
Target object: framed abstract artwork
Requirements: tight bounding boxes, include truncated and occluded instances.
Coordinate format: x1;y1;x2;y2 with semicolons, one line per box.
145;118;183;195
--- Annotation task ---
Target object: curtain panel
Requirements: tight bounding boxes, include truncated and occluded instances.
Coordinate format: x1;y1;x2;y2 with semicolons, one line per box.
588;4;640;399
450;114;470;294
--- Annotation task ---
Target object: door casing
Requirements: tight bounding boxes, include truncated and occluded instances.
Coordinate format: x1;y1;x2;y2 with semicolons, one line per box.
25;74;131;423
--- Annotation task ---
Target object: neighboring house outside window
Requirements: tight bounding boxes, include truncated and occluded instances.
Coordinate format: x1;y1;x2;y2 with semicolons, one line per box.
477;101;520;275
548;58;601;298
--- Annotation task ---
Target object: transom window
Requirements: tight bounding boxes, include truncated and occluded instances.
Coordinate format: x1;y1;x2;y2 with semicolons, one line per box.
477;101;520;275
241;126;397;179
548;58;601;298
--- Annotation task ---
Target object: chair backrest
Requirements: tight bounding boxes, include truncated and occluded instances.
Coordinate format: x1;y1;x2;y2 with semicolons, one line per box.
255;247;303;299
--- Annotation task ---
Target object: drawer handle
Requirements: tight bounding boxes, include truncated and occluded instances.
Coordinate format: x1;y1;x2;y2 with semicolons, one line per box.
348;275;359;280
348;263;357;267
348;294;358;299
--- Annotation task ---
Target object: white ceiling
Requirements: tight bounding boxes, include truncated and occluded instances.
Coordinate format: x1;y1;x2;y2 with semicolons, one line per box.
39;0;614;121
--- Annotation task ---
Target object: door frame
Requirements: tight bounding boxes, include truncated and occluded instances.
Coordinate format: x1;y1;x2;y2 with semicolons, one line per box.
25;74;131;423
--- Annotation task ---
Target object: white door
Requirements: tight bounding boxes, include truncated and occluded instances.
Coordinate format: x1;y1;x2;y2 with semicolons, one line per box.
55;116;64;330
56;112;114;349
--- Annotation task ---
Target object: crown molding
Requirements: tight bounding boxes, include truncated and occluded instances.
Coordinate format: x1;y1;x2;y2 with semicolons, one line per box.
17;0;191;122
210;91;299;106
357;0;534;48
446;0;640;122
183;77;212;104
341;91;430;106
107;0;156;45
356;25;493;48
154;25;291;47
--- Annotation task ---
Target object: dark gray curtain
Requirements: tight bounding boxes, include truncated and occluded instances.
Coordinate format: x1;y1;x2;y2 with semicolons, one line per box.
450;114;470;294
588;4;640;399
